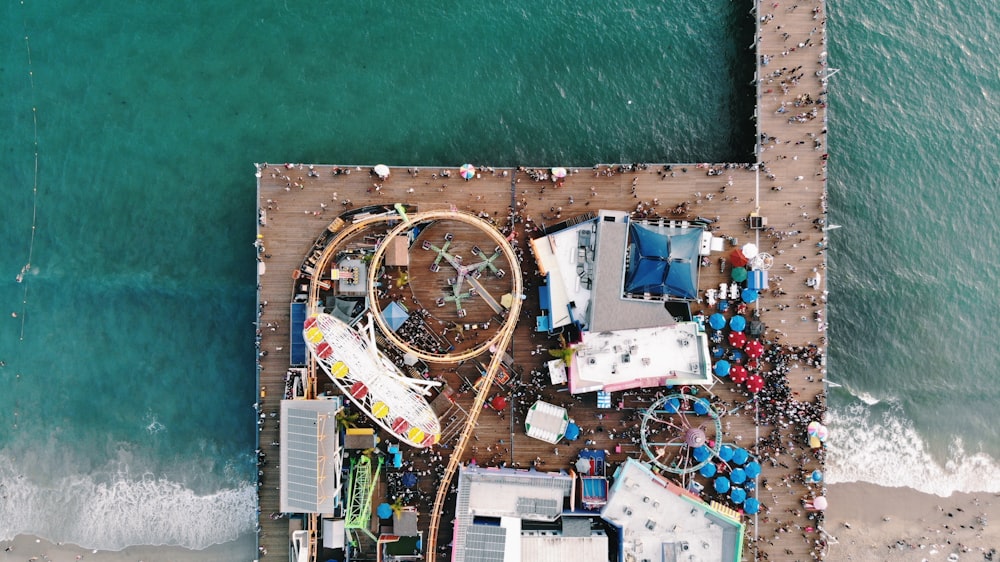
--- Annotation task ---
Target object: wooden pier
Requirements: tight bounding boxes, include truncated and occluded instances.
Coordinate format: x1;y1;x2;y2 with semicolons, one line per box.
254;0;830;559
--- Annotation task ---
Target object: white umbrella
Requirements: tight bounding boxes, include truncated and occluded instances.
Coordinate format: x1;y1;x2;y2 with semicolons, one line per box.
742;243;759;259
373;164;390;179
551;167;567;179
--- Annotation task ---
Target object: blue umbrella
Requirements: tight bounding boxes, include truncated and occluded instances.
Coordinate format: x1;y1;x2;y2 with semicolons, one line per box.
402;472;418;488
732;448;750;466
718;445;734;462
693;399;710;415
376;503;393;519
730;468;747;484
730;315;747;332
714;476;731;494
713;360;731;377
730;350;745;362
708;313;726;330
693;445;711;463
711;346;724;358
741;288;759;303
664;397;680;413
744;461;762;479
810;470;824;483
565;423;581;441
730;487;747;504
743;497;760;514
700;463;717;478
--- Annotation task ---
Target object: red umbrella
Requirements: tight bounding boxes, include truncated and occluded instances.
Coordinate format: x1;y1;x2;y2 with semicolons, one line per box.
490;395;508;410
728;331;747;349
729;364;749;384
746;374;765;393
730;249;749;267
745;339;764;359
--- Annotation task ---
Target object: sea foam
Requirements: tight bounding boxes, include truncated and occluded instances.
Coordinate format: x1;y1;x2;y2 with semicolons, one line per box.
825;400;1000;497
0;456;256;551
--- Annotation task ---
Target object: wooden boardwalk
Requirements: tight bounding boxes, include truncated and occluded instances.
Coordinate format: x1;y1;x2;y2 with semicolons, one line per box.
253;1;830;560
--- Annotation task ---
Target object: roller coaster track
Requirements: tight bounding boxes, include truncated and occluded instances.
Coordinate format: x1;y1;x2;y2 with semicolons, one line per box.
306;209;523;562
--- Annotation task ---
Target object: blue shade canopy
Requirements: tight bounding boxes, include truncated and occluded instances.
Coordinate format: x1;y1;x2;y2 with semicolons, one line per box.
708;313;726;330
377;503;393;519
714;476;731;494
664;397;680;413
810;470;824;483
630;223;670;259
732;448;750;465
700;463;717;478
693;446;711;462
669;229;702;261
714;360;731;376
665;260;697;299
718;445;734;462
730;315;747;332
565;423;581;441
743;497;760;514
730;487;747;504
744;461;762;478
730;468;747;484
741;288;759;303
402;472;418;488
693;399;710;415
624;224;700;298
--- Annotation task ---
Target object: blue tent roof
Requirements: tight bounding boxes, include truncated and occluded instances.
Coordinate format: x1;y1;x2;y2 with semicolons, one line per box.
625;258;668;294
382;301;410;332
630;223;670;259
624;224;700;299
665;260;697;299
669;229;702;261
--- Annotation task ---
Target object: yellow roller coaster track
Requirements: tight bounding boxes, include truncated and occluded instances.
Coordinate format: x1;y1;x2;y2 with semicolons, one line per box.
306;209;523;562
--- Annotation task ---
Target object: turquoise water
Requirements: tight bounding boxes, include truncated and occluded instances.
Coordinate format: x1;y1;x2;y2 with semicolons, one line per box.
0;0;752;555
2;0;996;557
824;0;1000;494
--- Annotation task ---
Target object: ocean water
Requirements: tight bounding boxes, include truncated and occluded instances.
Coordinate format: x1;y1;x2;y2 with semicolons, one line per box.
824;0;1000;495
0;0;752;556
1;0;994;558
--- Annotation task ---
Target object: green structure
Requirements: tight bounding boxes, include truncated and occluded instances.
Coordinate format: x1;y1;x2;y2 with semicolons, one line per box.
344;455;383;544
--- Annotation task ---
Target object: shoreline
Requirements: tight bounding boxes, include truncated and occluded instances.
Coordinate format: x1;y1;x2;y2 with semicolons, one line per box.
0;533;256;562
825;482;999;560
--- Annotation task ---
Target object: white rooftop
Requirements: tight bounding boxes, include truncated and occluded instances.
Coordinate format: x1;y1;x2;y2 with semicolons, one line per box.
569;322;712;394
601;459;743;562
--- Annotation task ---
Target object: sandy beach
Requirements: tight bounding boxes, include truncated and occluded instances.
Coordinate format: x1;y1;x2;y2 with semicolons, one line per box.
0;534;255;562
825;482;998;561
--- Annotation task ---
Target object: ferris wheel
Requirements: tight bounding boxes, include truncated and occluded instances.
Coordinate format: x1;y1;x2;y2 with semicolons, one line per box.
640;393;724;476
